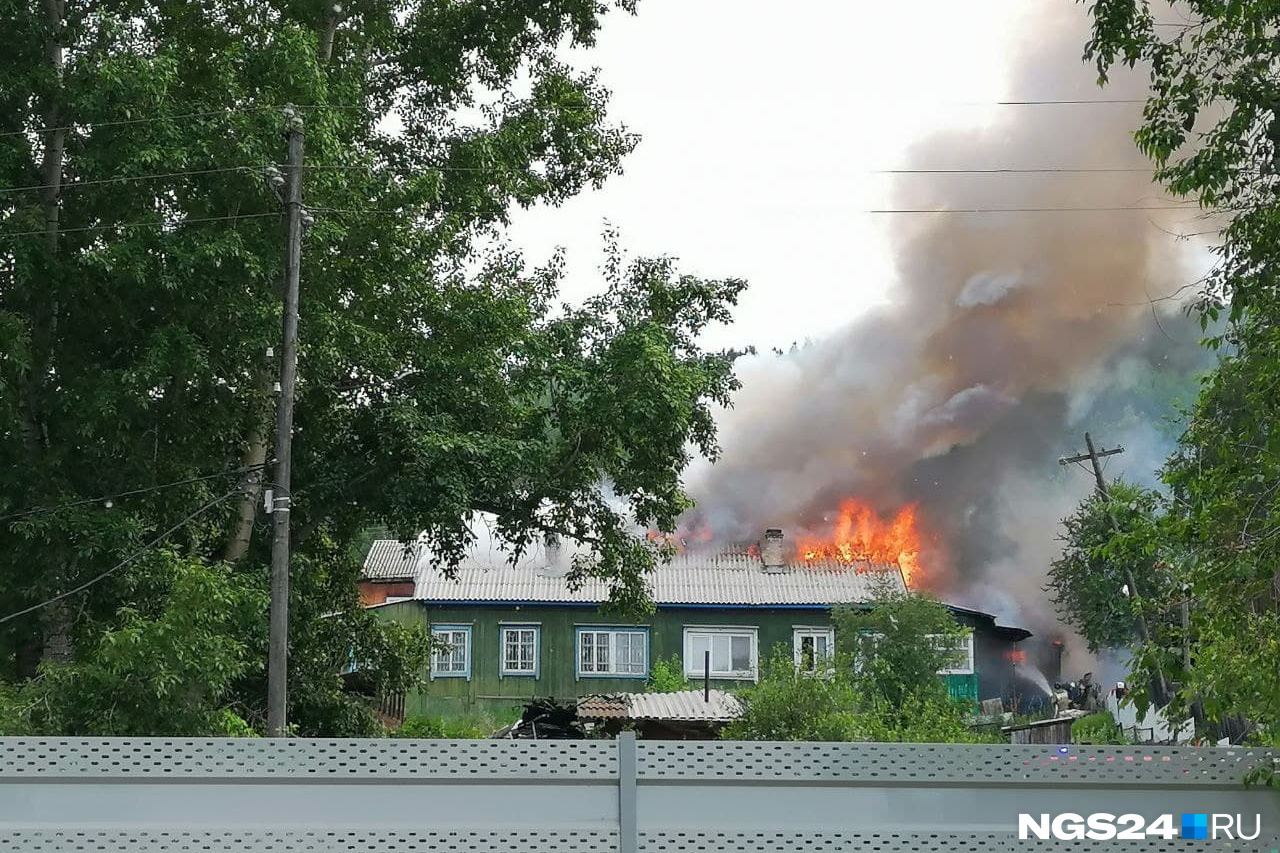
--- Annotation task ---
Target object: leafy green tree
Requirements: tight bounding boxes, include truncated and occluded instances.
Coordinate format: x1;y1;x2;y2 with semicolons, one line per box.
1048;481;1173;654
722;647;861;741
1081;1;1280;732
727;584;984;743
4;556;264;735
0;0;743;735
834;581;967;709
833;582;978;741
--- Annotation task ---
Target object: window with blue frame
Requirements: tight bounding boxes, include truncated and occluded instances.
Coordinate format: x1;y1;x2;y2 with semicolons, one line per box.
576;627;647;678
430;625;471;678
500;625;539;677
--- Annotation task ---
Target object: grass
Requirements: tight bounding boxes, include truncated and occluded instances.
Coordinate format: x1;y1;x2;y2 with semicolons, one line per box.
392;710;511;739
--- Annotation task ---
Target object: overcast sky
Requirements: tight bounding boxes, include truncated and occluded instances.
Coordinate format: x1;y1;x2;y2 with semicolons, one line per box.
506;0;1107;352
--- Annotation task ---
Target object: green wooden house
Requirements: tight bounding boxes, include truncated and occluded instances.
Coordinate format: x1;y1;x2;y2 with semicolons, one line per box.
360;531;1032;719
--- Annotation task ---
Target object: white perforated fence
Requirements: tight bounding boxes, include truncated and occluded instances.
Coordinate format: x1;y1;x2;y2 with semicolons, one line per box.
0;738;1277;852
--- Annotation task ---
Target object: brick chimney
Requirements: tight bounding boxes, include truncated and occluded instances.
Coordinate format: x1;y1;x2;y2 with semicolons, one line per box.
760;528;786;573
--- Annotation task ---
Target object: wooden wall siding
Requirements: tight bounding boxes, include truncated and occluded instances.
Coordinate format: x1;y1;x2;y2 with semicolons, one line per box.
370;602;1020;717
359;580;415;607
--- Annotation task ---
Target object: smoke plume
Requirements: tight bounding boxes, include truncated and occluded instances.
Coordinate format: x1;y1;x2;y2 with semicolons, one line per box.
681;2;1216;671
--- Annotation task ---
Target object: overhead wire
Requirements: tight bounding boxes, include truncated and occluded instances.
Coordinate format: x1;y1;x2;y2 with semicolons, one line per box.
867;204;1206;213
0;203;1217;238
873;167;1155;174
0;97;1164;141
0;211;280;238
0;482;251;626
0;163;531;196
0;103;368;139
0;462;269;524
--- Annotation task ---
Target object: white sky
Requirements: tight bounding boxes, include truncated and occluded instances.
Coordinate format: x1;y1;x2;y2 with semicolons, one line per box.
506;0;1046;352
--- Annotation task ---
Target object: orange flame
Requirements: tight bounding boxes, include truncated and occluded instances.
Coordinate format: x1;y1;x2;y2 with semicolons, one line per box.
1005;650;1028;665
795;499;924;587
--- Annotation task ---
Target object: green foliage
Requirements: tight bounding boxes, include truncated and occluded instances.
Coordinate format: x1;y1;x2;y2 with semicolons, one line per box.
722;647;861;741
393;716;444;738
727;585;986;743
834;579;969;711
645;655;688;693
1048;482;1172;654
0;0;742;735
11;557;263;736
1076;2;1280;734
394;712;498;739
856;691;997;744
1072;711;1124;745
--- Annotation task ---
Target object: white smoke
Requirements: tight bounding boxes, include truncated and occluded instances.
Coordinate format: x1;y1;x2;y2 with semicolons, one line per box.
680;1;1217;668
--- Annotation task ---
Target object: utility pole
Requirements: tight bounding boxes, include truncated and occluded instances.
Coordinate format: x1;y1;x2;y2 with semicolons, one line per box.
267;107;304;737
1060;432;1168;707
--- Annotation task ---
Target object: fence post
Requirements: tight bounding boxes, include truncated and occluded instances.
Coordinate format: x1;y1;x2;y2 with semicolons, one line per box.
618;730;637;853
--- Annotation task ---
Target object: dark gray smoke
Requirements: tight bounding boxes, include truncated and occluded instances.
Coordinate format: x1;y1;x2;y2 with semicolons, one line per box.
681;2;1217;671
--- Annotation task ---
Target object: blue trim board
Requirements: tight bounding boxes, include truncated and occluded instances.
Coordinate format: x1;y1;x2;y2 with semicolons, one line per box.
574;626;650;680
497;624;540;679
429;624;472;680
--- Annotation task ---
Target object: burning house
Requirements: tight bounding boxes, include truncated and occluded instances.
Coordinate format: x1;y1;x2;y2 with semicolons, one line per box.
361;523;1046;721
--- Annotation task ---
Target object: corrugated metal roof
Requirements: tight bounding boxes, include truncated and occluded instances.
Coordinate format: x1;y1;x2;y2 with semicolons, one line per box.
363;537;906;604
409;554;903;606
578;690;742;722
362;540;419;580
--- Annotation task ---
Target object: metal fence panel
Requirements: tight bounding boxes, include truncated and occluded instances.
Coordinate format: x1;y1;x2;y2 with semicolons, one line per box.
1;737;1277;852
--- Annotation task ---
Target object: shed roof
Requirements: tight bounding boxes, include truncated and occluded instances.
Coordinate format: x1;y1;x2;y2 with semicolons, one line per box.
578;690;742;723
362;540;419;581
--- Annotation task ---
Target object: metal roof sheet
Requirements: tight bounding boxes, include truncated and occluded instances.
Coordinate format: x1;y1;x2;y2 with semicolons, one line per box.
362;540;419;580
401;547;904;606
578;690;742;723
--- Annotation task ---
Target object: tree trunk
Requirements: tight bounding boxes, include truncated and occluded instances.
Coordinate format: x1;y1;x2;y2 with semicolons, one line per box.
222;367;274;562
318;7;341;63
32;0;70;666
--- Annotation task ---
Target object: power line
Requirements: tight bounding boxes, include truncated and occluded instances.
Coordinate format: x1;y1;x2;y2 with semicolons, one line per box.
0;98;1152;142
990;98;1145;105
874;167;1155;174
0;163;517;196
0;483;248;626
0;163;1167;198
0;211;279;238
867;204;1204;213
0;203;1213;238
0;463;270;524
0;166;259;195
0;104;367;139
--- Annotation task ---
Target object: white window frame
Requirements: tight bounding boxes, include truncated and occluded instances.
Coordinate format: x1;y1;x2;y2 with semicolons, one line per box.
430;624;471;679
792;627;835;673
851;630;883;674
500;625;540;677
930;632;975;675
683;626;759;681
575;627;649;679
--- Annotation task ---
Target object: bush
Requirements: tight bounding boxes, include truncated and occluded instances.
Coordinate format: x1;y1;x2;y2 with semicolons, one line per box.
858;690;998;743
394;716;444;738
646;655;688;692
1072;711;1124;744
394;712;500;739
723;648;861;741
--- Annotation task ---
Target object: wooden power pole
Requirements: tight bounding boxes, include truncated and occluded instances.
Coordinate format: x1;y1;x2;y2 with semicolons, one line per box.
1060;432;1168;707
267;107;304;737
